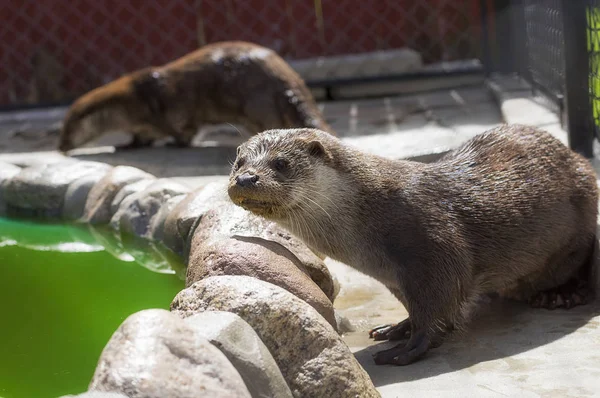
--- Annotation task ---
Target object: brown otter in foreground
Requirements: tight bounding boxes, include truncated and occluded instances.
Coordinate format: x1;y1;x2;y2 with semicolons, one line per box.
227;124;598;366
58;41;333;152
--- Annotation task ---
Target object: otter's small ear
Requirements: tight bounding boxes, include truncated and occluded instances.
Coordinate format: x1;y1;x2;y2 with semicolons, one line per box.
236;146;242;156
307;140;329;159
133;71;166;114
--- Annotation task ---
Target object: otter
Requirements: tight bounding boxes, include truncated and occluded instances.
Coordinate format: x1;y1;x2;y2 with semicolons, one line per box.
227;124;598;366
58;41;333;152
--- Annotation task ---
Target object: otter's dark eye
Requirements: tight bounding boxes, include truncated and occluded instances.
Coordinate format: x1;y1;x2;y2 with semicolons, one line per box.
272;158;288;172
235;157;246;170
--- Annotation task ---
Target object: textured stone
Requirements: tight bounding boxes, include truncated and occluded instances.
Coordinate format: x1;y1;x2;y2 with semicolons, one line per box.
63;169;114;220
188;237;336;328
0;151;68;168
162;181;228;257
171;276;380;398
192;200;336;302
3;160;110;217
185;311;293;398
109;178;156;216
262;222;336;302
110;179;190;239
332;274;341;302
335;310;356;334
83;166;155;224
148;193;187;243
60;392;128;398
89;309;251;398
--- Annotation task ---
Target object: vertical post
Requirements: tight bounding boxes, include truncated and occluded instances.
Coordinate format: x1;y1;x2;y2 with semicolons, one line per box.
196;0;206;47
490;0;516;74
562;0;594;158
486;0;531;78
511;0;532;82
480;0;493;75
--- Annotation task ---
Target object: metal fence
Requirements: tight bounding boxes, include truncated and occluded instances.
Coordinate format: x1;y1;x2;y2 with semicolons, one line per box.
589;1;600;144
487;0;600;158
0;0;483;108
521;0;565;104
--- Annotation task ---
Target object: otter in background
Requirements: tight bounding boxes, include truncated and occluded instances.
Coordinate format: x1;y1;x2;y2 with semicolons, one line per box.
58;41;333;152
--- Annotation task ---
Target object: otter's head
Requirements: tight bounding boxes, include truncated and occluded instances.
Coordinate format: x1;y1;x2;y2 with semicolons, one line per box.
228;128;334;219
58;69;168;152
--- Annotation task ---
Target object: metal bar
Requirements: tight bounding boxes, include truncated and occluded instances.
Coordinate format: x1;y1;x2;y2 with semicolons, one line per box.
561;0;594;158
489;0;515;74
511;0;531;82
480;0;493;76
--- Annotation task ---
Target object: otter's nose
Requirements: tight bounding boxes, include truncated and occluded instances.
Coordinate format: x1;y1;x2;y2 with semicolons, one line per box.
236;173;259;187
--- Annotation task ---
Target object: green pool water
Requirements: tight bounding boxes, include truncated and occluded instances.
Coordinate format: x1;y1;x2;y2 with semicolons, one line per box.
0;218;185;398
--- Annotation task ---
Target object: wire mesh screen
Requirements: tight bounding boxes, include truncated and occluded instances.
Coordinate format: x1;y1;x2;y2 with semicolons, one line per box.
522;0;565;101
0;0;482;107
199;0;481;62
0;0;198;107
492;0;600;154
587;2;600;138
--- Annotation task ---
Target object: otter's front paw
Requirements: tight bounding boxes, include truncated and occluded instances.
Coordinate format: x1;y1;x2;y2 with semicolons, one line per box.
372;330;431;366
369;318;411;341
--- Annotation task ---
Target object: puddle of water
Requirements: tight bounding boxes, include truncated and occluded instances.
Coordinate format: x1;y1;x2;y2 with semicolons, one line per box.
0;217;185;398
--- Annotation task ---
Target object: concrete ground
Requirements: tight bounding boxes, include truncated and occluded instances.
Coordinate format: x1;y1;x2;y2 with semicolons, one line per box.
330;259;600;398
0;84;502;174
2;79;600;397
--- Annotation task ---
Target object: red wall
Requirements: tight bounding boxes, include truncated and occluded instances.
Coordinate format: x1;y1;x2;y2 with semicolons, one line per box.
0;0;481;106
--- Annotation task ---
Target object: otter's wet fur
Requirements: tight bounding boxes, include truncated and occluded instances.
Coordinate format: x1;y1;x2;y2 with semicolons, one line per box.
58;41;333;151
227;124;598;366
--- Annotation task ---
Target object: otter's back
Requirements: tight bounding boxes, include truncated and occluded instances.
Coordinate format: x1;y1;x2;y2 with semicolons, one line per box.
163;41;333;134
437;124;596;207
426;124;597;290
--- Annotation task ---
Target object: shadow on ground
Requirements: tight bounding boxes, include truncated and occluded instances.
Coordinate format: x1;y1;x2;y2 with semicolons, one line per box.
354;299;600;388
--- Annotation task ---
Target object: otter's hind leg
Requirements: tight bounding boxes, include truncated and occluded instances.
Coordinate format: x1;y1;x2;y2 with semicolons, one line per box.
528;238;595;310
529;278;590;309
